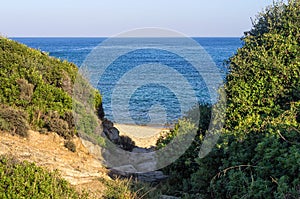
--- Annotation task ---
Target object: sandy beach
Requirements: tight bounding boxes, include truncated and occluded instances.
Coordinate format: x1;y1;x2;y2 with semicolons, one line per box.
114;124;170;148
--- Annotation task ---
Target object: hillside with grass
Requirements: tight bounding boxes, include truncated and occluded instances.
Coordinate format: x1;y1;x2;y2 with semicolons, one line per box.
0;36;103;145
0;37;159;198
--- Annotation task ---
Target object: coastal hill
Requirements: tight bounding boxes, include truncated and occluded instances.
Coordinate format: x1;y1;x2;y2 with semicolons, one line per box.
0;0;299;197
0;36;107;197
0;37;163;198
0;38;109;198
0;36;103;142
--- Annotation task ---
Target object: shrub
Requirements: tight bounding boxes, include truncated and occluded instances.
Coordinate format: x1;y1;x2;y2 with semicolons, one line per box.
225;0;300;139
44;112;73;139
118;135;136;151
156;1;300;198
64;140;77;152
191;0;300;198
0;105;29;137
155;104;211;196
16;78;34;102
0;37;102;139
63;111;75;131
99;177;160;199
0;155;88;198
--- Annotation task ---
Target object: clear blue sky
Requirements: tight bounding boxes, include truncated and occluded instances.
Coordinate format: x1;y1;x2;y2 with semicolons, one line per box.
1;0;274;37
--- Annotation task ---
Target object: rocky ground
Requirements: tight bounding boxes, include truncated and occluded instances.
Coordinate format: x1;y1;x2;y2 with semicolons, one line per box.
0;130;109;198
83;120;170;183
0;124;176;198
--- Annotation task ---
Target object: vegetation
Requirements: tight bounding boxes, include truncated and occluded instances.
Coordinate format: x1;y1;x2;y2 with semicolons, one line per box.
118;135;136;151
0;155;88;198
226;0;300;140
1;0;299;198
155;105;213;198
0;36;147;198
0;105;29;137
0;37;75;129
99;177;160;199
64;140;77;152
156;0;300;198
0;36;104;148
156;104;211;187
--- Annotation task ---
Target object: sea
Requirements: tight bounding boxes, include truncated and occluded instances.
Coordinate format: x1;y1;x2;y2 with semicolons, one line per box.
12;37;243;125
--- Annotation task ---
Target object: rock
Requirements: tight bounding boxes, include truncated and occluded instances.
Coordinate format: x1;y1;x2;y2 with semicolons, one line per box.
80;119;170;183
135;160;157;171
80;138;104;162
104;127;120;143
132;147;152;153
20;152;31;158
102;119;114;129
108;163;168;183
136;171;168;183
108;127;120;142
110;165;137;177
118;135;135;151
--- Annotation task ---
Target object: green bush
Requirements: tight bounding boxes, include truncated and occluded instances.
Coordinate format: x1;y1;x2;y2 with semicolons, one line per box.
0;155;87;198
155;104;211;196
205;131;300;199
225;0;300;139
0;37;103;138
205;2;300;195
156;1;300;198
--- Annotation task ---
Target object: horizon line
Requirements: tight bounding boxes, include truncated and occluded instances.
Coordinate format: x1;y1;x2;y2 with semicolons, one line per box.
9;36;242;38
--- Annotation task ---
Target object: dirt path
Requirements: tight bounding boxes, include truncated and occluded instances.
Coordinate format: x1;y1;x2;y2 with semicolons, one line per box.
0;130;109;198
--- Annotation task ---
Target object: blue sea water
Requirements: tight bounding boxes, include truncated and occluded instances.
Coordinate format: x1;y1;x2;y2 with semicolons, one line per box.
13;37;242;125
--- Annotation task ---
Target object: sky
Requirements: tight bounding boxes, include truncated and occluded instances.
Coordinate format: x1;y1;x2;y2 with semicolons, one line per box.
1;0;274;37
